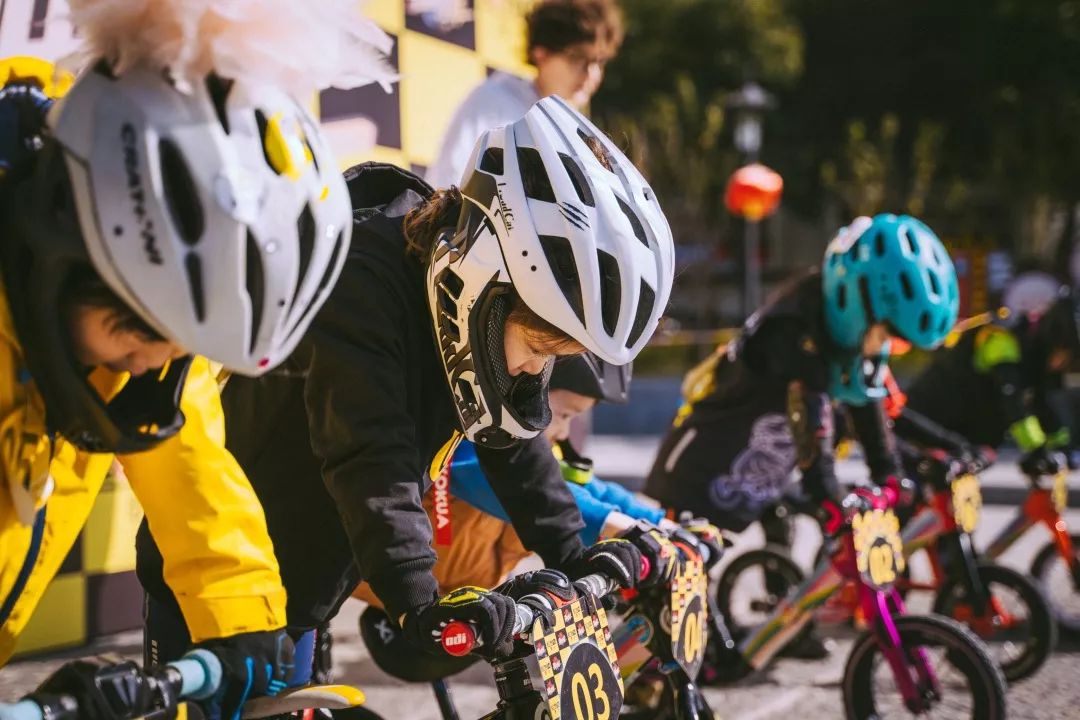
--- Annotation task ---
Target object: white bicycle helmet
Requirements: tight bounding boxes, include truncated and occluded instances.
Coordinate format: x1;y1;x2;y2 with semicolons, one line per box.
426;96;673;448
0;63;350;452
54;64;351;373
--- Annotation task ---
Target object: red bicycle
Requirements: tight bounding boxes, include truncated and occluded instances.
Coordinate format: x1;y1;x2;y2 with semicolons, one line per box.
981;465;1080;637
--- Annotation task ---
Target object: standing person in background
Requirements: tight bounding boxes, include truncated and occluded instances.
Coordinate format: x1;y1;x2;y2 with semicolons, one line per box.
425;0;623;189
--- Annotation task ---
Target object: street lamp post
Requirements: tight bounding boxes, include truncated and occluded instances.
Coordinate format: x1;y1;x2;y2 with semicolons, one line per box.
725;81;776;318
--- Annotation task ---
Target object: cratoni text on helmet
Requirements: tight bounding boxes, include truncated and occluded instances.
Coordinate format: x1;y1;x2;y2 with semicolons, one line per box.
120;122;162;266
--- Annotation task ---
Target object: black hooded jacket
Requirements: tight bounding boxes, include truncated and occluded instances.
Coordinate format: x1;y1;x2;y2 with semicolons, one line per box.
145;163;587;627
647;270;901;509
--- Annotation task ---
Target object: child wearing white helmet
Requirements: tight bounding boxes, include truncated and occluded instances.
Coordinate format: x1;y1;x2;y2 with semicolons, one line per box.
0;1;392;716
138;96;678;665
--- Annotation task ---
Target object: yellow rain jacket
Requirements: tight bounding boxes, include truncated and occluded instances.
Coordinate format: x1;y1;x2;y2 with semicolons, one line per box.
0;286;287;663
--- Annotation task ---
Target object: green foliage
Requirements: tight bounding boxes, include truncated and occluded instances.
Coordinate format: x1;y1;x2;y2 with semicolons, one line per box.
596;0;1080;253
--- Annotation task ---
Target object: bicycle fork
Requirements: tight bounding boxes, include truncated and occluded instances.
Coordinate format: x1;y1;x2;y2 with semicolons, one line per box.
864;586;939;714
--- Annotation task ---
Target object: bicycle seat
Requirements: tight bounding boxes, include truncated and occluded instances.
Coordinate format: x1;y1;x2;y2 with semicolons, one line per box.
358;606;478;683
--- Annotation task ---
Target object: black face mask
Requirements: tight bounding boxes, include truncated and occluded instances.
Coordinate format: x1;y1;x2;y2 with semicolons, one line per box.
469;288;553;449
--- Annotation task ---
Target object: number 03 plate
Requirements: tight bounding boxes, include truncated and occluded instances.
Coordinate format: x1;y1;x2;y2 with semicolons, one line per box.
530;596;623;720
852;508;907;590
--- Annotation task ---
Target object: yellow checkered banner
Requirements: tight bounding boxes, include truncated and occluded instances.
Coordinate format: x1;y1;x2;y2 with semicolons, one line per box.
0;0;532;655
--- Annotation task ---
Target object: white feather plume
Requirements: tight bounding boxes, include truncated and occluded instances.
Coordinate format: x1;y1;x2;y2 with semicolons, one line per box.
65;0;396;95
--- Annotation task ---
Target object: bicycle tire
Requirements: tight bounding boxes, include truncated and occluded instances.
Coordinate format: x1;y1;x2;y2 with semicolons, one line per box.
933;561;1056;682
1029;533;1080;637
842;613;1007;720
714;545;805;640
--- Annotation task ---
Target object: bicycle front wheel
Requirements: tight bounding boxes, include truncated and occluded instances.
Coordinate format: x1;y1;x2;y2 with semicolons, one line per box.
842;613;1007;720
1030;533;1080;637
933;561;1056;683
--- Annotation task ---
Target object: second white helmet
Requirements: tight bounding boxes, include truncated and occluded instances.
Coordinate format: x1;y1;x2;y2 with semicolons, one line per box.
427;96;674;447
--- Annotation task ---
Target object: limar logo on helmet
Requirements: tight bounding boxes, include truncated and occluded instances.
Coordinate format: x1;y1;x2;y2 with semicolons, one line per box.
494;181;515;232
119;122;162;265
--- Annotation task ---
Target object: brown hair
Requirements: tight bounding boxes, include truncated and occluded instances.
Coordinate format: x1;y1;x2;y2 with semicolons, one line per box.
526;0;625;61
404;186;463;260
64;267;165;342
508;294;586;355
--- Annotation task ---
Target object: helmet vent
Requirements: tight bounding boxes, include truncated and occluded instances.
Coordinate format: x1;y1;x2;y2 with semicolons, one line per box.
837;283;847;310
616;195;649;248
456;378;477;411
626;279;655;349
291;204;316;312
858;275;875;321
303;136;320;175
597;249;621;335
518;147;556;202
319;230;346;294
558;152;595;207
159;138;204;246
899;271;914;300
245;230;265;354
282;229;346;349
184;252;206;322
901;226;918;255
436;269;464;343
205;75;232;135
480;147;504;175
926;269;940;297
576;128;615;171
919;311;930;333
254;110;279;176
874;231;886;256
539;235;585;324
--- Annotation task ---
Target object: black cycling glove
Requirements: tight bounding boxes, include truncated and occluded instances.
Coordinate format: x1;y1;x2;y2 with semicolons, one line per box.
564;536;643;589
619;522;683;587
495;568;577;628
402;586;517;660
675;516;725;570
196;629;295;720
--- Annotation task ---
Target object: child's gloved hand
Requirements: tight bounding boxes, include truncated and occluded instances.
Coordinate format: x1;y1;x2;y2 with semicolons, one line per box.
402;586;517;660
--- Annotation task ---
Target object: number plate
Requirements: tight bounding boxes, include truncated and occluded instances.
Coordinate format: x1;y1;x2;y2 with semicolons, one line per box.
852;508;906;590
1054;470;1069;513
670;556;709;678
951;474;982;534
530;596;623;720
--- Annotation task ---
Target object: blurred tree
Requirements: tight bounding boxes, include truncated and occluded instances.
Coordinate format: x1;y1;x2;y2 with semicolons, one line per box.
597;0;1080;269
593;0;804;330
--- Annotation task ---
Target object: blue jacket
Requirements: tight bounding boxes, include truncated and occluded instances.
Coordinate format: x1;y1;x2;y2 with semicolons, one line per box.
450;441;665;545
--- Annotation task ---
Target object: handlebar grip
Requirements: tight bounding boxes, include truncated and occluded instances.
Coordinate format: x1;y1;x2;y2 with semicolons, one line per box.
0;700;46;720
173;649;222;700
572;572;621;601
438;573;622;657
0;651;223;720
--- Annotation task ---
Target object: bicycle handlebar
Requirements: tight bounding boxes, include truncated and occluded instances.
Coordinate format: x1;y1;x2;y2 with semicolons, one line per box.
0;650;222;720
439;572;622;657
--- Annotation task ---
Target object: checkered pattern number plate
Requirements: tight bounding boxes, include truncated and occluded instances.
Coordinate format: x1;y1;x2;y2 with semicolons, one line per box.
530;596;623;720
669;556;709;677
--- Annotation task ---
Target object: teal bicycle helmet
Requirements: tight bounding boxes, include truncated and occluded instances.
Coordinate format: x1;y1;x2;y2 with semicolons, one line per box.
823;214;958;350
